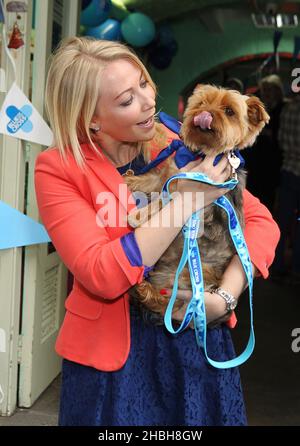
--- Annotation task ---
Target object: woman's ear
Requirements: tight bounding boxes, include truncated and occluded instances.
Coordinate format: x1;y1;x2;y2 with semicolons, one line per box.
246;96;270;126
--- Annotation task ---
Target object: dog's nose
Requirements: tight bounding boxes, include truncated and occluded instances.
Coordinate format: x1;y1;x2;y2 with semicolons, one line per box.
193;111;213;129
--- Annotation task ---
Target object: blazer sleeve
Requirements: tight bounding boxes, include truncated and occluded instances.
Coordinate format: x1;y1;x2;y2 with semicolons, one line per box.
34;150;146;300
243;188;280;278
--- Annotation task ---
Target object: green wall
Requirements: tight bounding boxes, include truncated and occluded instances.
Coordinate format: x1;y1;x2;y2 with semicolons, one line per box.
149;15;300;116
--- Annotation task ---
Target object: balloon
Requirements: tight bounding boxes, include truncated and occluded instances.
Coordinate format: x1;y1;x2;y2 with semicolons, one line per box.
167;39;178;57
147;35;178;70
110;0;130;21
81;0;92;10
121;12;155;47
80;0;111;27
157;24;174;46
85;19;122;41
149;46;173;70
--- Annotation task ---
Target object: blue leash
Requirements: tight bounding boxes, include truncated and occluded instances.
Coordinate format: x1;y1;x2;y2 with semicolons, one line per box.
135;111;254;368
161;172;255;369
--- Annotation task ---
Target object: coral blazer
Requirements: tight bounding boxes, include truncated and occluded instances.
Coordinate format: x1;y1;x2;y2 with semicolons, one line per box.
34;125;280;371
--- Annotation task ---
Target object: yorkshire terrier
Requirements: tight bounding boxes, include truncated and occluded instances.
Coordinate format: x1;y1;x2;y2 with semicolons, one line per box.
124;84;269;319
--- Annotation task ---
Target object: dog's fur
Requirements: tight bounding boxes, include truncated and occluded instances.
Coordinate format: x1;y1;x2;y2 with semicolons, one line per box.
124;84;269;316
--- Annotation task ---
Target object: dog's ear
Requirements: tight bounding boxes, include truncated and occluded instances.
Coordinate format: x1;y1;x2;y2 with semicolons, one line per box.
246;96;270;126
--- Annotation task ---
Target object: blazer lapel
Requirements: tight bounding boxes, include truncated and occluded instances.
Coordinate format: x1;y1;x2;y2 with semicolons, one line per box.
82;143;137;215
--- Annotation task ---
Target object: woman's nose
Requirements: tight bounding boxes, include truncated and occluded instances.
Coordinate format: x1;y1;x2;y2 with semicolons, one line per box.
142;96;156;111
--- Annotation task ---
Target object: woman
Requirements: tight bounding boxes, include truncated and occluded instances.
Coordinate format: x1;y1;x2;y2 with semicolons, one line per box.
244;74;286;213
34;37;280;426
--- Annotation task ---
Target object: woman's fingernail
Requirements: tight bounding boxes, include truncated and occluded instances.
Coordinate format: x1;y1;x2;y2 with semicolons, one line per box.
159;289;168;295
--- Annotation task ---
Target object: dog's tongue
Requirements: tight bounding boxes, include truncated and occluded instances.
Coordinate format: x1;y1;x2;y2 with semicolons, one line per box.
193;111;213;129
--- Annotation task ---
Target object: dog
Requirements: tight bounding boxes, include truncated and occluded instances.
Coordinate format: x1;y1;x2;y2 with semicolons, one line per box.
124;84;269;318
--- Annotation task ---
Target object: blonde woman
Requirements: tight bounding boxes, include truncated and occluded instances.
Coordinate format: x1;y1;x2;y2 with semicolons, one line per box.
34;37;280;426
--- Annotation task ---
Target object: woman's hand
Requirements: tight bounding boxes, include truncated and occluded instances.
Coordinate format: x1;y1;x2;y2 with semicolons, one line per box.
160;288;230;328
176;154;232;210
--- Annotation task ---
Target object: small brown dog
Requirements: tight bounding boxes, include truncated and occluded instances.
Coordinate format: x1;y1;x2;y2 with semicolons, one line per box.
124;84;269;317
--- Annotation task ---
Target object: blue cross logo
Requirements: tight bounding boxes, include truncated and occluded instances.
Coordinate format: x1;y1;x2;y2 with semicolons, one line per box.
6;105;33;134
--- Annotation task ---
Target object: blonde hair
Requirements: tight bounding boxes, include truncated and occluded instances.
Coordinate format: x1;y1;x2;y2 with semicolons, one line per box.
259;74;284;94
45;36;167;170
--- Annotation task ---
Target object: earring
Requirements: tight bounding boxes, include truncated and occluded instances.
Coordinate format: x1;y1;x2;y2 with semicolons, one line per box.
90;126;100;133
90;127;100;133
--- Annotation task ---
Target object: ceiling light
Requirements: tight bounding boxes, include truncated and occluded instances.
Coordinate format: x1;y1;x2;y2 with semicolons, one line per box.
252;13;298;28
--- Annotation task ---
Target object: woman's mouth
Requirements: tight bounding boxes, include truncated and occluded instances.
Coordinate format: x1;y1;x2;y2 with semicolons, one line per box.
136;115;154;128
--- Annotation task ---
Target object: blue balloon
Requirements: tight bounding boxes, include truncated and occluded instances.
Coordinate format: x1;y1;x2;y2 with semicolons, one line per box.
85;19;122;41
80;0;111;27
168;39;178;57
121;12;155;47
149;46;173;70
157;24;174;46
81;0;92;9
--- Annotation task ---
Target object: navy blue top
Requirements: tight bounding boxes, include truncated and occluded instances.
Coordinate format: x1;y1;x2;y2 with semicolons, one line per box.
117;151;147;176
58;151;247;426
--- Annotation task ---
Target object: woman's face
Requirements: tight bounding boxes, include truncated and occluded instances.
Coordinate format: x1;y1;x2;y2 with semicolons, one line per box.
94;59;156;142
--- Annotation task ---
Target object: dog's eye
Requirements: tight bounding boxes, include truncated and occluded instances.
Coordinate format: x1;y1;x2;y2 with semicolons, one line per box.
224;107;234;116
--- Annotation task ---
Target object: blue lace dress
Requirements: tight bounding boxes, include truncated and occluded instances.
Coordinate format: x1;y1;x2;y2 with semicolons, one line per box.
58;152;247;426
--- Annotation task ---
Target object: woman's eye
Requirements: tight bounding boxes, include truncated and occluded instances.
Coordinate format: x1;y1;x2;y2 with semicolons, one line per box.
121;96;133;107
120;81;148;106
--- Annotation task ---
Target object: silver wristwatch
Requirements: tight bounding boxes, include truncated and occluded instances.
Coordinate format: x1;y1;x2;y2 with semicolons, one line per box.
210;287;237;312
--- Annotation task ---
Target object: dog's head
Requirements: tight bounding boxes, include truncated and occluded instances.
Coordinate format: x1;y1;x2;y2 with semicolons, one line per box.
180;84;270;155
